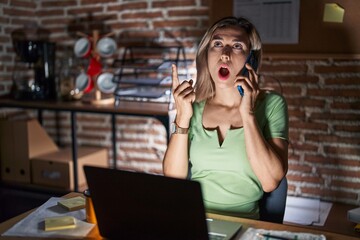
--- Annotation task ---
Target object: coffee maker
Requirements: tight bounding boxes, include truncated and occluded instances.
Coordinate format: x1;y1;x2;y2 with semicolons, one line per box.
11;24;57;100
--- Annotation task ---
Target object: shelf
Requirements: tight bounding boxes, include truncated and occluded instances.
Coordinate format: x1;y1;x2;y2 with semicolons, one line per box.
112;45;189;105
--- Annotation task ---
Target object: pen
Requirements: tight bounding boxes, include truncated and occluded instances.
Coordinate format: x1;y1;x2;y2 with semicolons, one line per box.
256;232;296;240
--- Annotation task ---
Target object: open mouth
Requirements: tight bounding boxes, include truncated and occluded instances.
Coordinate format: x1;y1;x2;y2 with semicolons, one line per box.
218;66;230;80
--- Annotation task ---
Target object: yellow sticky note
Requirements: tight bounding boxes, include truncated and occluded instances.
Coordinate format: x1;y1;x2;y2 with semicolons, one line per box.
44;216;76;231
58;197;85;211
323;3;345;23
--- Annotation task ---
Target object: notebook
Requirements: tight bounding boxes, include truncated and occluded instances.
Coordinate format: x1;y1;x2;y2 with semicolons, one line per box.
84;166;242;240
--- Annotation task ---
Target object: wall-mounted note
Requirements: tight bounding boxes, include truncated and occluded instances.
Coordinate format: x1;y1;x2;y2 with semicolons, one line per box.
323;3;345;23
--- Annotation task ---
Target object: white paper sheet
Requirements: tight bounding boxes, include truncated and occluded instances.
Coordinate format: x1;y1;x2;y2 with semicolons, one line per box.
284;196;320;225
2;197;94;238
313;201;333;226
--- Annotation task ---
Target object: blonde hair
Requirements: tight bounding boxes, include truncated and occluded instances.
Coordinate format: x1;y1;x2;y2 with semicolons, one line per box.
195;17;262;102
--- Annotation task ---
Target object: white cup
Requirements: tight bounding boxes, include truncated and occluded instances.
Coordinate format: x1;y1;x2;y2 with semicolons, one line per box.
97;72;116;94
75;72;93;93
74;37;92;58
96;37;116;58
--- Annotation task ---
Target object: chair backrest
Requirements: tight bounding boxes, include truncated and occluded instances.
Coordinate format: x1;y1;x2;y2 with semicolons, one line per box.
259;177;288;223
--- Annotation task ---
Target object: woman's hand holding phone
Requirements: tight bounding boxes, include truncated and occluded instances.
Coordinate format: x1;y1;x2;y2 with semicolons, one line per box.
235;62;260;117
171;64;195;127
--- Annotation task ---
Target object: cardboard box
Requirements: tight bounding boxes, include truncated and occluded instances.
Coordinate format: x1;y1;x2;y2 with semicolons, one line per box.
0;118;59;183
31;147;108;190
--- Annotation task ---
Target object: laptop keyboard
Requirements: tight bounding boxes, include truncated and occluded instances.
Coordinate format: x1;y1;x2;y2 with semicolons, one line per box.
208;233;226;240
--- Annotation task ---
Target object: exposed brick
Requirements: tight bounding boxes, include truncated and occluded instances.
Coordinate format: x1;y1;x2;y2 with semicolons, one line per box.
3;7;36;16
310;112;360;121
334;124;360;132
304;134;360;145
110;21;148;30
325;77;360;85
307;88;360;98
290;142;318;152
314;65;360;74
323;146;360;157
107;2;148;12
10;0;36;8
122;11;163;20
286;174;324;184
288;163;312;173
81;0;116;5
282;87;302;97
153;19;198;28
331;101;360;110
260;63;308;73
0;17;9;24
168;8;209;17
67;6;103;15
331;180;360;189
289;120;328;131
272;75;319;84
152;0;196;8
304;155;360;167
287;98;326;108
301;187;358;200
40;17;73;26
41;0;77;8
77;133;107;141
36;9;65;17
164;29;206;38
119;30;159;40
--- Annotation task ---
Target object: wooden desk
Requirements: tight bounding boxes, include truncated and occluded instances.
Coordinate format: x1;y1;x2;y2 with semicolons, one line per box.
0;193;358;240
0;98;171;191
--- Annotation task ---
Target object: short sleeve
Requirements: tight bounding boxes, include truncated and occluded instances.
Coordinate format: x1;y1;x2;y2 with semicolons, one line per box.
261;92;289;141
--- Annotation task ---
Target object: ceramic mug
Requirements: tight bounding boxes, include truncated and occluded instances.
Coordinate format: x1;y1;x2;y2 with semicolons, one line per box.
75;72;93;93
97;72;116;94
74;37;92;58
96;37;116;58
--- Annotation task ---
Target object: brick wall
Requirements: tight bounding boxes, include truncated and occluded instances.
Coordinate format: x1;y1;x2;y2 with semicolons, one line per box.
260;55;360;205
0;0;359;205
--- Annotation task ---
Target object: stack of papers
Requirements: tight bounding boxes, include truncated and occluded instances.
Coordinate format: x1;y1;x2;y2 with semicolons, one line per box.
241;227;326;240
284;196;333;226
2;197;94;238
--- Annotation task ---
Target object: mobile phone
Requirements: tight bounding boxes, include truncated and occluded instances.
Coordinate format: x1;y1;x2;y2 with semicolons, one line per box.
238;50;259;96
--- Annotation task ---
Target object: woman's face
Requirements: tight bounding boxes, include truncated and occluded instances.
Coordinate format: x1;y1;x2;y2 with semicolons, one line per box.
207;26;250;90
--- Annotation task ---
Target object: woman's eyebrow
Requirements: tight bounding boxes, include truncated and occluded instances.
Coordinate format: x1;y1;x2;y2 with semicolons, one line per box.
212;34;243;42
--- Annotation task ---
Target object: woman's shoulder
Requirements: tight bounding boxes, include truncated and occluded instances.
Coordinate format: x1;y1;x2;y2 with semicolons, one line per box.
256;90;287;113
191;100;206;123
193;100;206;110
259;90;286;105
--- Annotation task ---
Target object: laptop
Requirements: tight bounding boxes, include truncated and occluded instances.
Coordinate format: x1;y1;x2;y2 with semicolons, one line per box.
84;166;242;240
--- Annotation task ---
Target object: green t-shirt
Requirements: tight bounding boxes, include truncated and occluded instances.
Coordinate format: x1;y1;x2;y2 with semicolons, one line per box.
188;91;288;219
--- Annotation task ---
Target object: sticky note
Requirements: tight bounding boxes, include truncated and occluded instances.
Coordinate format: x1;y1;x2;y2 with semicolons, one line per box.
44;216;76;231
58;196;85;211
323;3;345;23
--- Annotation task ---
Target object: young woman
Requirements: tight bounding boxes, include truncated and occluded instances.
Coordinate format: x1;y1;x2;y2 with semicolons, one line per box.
163;17;289;219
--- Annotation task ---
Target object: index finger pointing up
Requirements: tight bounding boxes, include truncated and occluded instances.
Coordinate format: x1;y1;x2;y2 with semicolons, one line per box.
172;64;180;89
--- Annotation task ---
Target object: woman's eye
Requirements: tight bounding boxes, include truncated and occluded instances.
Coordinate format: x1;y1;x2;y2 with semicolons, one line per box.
233;43;243;50
213;41;223;48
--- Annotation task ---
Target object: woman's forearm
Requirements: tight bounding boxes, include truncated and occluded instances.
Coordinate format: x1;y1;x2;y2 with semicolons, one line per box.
243;115;288;192
162;134;190;179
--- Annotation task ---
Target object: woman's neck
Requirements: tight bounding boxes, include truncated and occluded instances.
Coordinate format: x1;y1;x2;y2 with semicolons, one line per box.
209;87;241;108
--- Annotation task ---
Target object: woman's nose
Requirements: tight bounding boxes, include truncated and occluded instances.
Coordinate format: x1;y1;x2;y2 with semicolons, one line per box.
221;46;231;61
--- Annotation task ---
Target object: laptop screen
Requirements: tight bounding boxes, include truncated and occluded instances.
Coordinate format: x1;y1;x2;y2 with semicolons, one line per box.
84;166;209;240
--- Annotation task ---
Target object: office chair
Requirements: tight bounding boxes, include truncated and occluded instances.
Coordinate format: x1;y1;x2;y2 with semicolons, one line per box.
259;177;288;223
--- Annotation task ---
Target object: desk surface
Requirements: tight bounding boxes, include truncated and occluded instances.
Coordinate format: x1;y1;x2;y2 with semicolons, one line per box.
0;193;358;240
0;98;171;116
